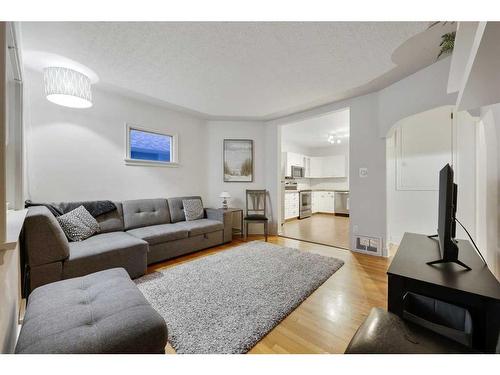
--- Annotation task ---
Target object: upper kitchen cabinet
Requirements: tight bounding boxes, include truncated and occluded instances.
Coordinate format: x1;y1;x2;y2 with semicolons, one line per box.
310;155;346;178
283;151;305;177
283;152;346;178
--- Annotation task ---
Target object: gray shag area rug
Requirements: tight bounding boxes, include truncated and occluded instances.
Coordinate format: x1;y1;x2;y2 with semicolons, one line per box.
135;241;344;354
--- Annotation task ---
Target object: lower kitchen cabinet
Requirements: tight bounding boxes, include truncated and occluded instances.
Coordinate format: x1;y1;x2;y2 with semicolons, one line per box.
284;192;299;219
312;191;335;214
286;190;344;219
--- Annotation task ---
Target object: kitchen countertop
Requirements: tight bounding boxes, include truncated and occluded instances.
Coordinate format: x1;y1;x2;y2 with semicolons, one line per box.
312;189;349;192
285;189;349;193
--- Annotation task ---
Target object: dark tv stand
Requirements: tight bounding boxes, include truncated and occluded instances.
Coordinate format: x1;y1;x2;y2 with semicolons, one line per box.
426;258;471;271
426;234;471;271
388;233;500;352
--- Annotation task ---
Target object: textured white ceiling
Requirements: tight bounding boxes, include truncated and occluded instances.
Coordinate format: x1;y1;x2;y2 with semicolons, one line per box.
282;109;350;148
21;22;434;119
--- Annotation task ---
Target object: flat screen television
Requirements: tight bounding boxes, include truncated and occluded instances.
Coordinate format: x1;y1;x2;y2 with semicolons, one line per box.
427;164;471;270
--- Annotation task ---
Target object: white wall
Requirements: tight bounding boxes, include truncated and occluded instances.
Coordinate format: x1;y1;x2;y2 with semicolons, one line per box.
205;120;268;234
25;69;208;202
454;111;477;240
477;104;500;279
1;23;22;353
205;120;267;209
281;139;311;155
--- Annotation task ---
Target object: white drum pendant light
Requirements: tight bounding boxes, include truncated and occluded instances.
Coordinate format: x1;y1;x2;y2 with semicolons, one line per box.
44;67;93;108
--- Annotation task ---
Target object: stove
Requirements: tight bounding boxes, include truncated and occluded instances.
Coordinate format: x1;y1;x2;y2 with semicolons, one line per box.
299;190;312;219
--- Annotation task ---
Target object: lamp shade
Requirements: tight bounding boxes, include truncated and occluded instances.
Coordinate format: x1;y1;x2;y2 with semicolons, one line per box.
219;191;231;198
44;67;93;108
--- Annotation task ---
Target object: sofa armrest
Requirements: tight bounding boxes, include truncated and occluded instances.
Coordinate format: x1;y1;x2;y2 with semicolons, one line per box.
205;208;233;243
23;206;70;267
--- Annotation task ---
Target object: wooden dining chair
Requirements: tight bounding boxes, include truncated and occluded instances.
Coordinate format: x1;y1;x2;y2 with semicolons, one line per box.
244;189;268;241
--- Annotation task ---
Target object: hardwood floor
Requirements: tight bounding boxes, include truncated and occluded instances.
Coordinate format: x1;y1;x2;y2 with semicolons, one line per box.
281;214;350;249
147;235;391;354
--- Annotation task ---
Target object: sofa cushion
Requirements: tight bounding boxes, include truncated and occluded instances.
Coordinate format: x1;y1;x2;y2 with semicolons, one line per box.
175;219;224;237
122;198;170;230
24;206;70;267
167;196;203;223
96;202;124;233
53;200;117;218
183;198;204;221
63;232;148;279
56;205;100;242
15;268;167;354
127;223;189;245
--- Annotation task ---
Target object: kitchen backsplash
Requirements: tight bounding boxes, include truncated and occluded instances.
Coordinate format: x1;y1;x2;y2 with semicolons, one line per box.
297;177;349;191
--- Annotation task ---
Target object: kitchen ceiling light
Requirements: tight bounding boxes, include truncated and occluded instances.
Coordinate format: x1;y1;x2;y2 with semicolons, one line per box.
44;67;93;108
328;131;349;144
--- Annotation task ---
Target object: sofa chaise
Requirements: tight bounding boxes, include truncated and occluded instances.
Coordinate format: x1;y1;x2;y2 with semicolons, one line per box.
23;196;232;292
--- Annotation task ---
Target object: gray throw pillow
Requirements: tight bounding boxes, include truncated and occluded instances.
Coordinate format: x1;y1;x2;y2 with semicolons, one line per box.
183;199;204;221
57;205;100;241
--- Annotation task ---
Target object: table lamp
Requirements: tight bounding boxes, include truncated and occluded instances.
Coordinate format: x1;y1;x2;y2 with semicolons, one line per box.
219;192;231;209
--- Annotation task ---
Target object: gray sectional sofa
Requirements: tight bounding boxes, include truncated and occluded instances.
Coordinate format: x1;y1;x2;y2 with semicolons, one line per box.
23;196;232;292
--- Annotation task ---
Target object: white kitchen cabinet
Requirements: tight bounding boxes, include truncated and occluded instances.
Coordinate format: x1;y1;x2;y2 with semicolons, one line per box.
284;152;305;177
304;156;311;178
284;192;299;219
311;191;320;213
312;191;335;213
309;157;322;178
284;152;346;178
323;191;335;213
308;155;346;178
289;152;304;168
321;155;346;178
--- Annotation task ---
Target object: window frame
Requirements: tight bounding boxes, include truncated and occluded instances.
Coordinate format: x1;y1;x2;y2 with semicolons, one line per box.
124;123;179;167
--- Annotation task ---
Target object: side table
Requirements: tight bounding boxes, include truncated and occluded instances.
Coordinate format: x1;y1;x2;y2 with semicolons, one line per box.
220;208;244;239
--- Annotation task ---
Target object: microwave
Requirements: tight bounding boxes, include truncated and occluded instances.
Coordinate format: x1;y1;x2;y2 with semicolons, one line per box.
291;165;305;178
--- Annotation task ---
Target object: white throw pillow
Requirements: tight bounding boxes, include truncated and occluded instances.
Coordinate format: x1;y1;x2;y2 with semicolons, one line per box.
57;205;100;241
183;199;204;221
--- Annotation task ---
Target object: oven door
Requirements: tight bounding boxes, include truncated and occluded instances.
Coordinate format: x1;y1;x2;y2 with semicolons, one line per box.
299;191;312;219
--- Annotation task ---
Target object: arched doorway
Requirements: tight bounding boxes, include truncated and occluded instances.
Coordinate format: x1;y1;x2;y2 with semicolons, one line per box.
385;106;477;252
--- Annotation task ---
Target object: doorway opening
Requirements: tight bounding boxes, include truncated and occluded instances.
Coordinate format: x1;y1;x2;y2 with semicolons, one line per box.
385;105;478;256
278;108;350;249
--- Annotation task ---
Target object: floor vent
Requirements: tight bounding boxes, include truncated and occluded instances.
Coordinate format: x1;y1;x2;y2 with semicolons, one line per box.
354;235;383;256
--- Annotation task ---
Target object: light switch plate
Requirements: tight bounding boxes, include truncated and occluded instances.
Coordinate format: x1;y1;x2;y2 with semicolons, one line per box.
359;167;368;178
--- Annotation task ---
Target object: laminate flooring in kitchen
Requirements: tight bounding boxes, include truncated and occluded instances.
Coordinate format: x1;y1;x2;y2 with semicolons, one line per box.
280;213;350;249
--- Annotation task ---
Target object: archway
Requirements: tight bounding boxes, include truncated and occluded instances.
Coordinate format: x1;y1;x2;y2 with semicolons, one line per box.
385;105;477;252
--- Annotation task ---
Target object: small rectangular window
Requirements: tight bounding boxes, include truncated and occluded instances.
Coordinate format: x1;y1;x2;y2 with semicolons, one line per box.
126;125;178;166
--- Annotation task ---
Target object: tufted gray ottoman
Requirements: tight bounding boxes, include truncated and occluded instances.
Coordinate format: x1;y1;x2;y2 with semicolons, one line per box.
15;268;167;354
